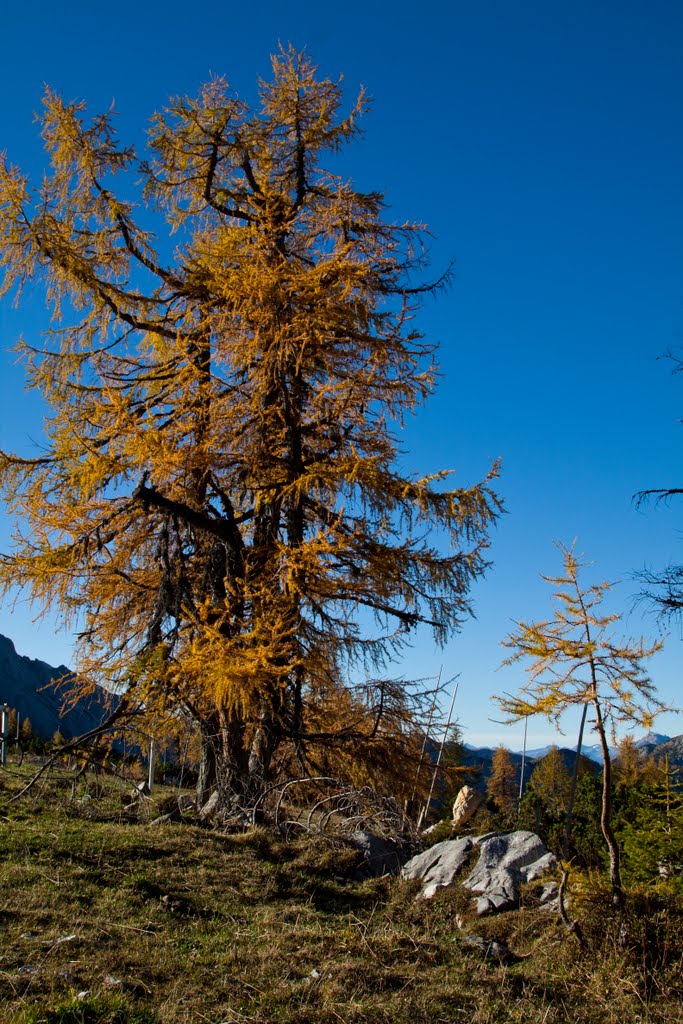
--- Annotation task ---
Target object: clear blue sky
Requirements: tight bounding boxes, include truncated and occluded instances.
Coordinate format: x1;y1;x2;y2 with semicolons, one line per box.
0;0;680;748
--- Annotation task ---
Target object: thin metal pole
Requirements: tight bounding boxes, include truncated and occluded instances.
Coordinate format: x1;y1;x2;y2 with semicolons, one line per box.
418;681;459;829
562;702;588;859
147;738;155;793
1;705;9;768
410;666;442;807
518;716;528;810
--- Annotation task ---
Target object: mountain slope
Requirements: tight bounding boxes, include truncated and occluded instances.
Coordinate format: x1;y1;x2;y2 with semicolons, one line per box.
0;634;113;740
650;734;683;768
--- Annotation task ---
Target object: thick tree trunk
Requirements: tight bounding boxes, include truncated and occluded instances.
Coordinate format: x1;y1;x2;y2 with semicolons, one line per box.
248;720;279;790
196;721;218;810
195;707;280;819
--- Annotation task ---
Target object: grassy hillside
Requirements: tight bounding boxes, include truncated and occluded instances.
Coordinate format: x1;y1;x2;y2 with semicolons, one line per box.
1;762;682;1024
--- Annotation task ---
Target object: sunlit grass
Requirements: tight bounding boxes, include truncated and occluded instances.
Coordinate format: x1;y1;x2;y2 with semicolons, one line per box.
1;760;681;1024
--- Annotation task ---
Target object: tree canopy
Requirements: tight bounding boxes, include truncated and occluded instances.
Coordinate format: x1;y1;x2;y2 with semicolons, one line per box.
0;49;501;811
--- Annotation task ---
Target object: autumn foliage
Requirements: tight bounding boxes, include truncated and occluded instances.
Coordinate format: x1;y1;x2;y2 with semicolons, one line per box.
0;50;500;810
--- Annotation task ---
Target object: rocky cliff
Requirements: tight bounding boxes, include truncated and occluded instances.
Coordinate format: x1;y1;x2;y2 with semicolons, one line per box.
0;634;113;740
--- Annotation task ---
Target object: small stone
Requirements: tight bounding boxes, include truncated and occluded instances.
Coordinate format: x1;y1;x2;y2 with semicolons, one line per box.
160;894;184;912
459;934;519;964
538;881;560;908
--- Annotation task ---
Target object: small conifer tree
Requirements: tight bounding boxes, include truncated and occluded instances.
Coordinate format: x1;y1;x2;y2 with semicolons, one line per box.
613;735;657;789
487;745;518;816
621;756;683;886
495;543;666;904
528;745;571;817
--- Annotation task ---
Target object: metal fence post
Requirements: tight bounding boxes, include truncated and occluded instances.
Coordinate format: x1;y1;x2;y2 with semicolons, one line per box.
0;705;10;767
147;738;155;793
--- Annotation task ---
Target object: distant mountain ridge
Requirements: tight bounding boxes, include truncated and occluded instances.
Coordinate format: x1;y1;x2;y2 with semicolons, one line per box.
515;742;617;764
646;734;683;765
634;732;671;750
0;634;113;740
464;741;613;764
463;731;682;786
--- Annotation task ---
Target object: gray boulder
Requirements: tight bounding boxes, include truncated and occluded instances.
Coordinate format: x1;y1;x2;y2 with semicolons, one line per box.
402;830;557;915
402;837;476;898
463;831;557;914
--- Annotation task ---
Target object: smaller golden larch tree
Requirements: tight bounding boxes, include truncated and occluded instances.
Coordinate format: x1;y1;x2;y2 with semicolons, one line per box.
528;745;571;817
612;735;657;789
495;542;666;904
19;717;34;747
487;745;518;815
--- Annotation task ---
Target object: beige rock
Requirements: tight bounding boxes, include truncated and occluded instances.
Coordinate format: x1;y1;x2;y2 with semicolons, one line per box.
451;785;484;827
198;790;220;821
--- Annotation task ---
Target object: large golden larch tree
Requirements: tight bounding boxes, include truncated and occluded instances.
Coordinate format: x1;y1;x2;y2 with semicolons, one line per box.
0;49;501;812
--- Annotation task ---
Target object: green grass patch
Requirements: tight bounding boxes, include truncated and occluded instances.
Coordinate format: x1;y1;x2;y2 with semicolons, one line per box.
13;994;158;1024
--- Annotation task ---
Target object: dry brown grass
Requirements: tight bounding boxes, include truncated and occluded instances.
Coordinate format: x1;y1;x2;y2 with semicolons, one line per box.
1;760;682;1024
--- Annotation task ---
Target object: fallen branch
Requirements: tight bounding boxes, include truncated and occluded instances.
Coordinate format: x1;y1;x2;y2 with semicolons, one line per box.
558;864;585;949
